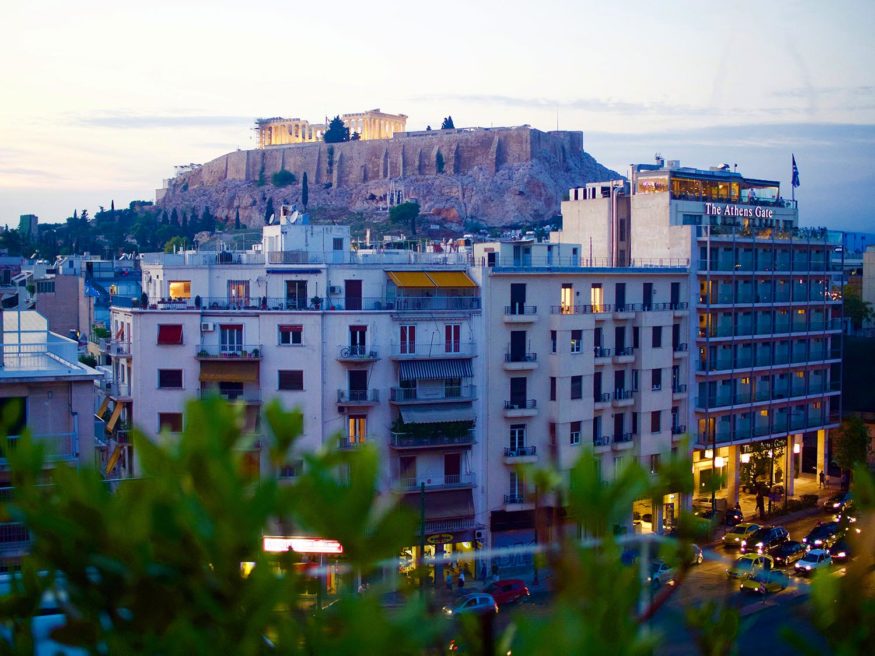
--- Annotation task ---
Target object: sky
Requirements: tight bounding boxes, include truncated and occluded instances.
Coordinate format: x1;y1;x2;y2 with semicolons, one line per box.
1;0;874;232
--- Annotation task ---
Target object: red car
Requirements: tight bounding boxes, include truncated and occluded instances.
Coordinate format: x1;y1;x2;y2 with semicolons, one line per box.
483;579;530;606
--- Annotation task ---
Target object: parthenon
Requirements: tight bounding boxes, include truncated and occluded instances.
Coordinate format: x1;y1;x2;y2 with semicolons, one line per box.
255;109;407;148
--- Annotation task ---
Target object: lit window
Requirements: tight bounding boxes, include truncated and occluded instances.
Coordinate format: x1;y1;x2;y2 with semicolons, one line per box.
168;281;191;299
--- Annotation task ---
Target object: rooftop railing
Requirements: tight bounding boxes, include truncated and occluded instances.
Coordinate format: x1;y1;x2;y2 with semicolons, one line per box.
0;432;78;466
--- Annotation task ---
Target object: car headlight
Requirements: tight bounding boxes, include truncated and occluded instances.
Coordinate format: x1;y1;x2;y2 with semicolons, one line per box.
805;565;812;570
837;551;846;558
814;539;823;545
741;540;747;546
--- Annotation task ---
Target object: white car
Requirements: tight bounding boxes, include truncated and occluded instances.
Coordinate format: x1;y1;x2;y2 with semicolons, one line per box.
794;548;832;575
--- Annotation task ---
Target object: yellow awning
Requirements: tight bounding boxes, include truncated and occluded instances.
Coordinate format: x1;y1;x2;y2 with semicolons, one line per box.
199;361;260;383
387;271;436;288
105;444;123;476
95;396;110;419
426;271;478;288
105;402;124;433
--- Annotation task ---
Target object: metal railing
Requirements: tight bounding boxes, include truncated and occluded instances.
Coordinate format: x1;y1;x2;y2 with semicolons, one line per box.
671;424;687;435
399;473;476;490
594;347;612;358
594;392;611;403
504;399;537;410
504;305;538;316
389;341;476;357
615;347;635;357
392;296;481;312
504;446;537;457
200;389;262;403
613;389;633;401
337;389;380;403
1;432;78;466
615;432;634;444
593;436;611;447
390;385;476;402
390;430;476;448
504;352;538;363
337;345;379;360
196;344;263;358
504;493;526;504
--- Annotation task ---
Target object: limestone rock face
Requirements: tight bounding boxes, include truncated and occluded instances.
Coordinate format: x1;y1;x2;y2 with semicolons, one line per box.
157;126;619;228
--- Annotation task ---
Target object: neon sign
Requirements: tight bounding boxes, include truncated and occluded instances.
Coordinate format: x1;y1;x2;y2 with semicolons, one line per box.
262;536;344;554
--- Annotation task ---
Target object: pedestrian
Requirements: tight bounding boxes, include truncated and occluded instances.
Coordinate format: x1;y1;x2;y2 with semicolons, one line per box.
445;570;453;592
756;492;766;520
479;564;487;583
491;562;499;582
819;470;825;488
457;569;465;590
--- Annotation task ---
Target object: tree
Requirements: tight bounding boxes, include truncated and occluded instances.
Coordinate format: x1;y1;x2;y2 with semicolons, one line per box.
301;172;309;209
832;415;871;484
234;208;241;230
110;199;115;213
170;208;179;226
323;115;350;143
843;285;874;331
426;125;432;131
389;201;420;236
264;197;275;224
441;116;455;130
163;235;187;253
350;131;361;141
435;150;445;174
271;169;296;187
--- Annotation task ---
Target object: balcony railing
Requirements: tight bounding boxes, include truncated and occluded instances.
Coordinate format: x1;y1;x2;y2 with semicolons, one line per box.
337;438;369;449
504;305;538;316
504;446;537;458
593;435;611;447
615;432;634;444
594;392;611;403
613;389;633;401
1;432;78;466
200;389;261;404
504;399;537;410
389;341;476;357
399;473;476;490
594;347;612;358
504;494;526;504
673;343;688;353
390;385;476;403
390;429;476;449
672;384;688;394
671;424;687;435
337;345;379;360
504;352;538;363
104;380;131;397
196;344;263;359
392;296;481;312
615;347;635;357
337;389;380;403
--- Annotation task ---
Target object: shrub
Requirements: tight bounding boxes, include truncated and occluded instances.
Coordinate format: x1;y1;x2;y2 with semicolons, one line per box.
271;169;296;187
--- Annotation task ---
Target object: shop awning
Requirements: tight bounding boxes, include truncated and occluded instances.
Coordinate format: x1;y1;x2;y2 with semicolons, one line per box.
426;271;477;288
402;490;474;521
199;361;259;383
387;271;436;288
399;359;473;381
105;402;124;432
399;404;476;424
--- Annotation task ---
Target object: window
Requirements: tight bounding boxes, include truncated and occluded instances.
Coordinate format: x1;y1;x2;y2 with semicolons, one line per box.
36;280;55;294
227;280;250;306
445;324;461;353
278;370;304;391
590;283;603;311
346;415;367;445
349;325;367;353
220;325;243;353
509;470;525;497
280;459;304;479
279;324;303;345
566;375;582;402
333;237;344;251
560;283;573;314
570;421;581;445
650;454;661;474
158;413;183;433
158;369;183;389
550;330;557;353
650;411;662;433
286;280;308;309
651;368;662;391
632;412;638;435
157;324;183;345
570;329;582;353
400;324;416;354
168;281;191;300
550;377;556;401
509;424;526;450
633;327;639;349
652;326;663;348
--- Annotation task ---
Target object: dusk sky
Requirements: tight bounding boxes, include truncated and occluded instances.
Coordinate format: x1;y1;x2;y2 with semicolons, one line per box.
1;0;873;231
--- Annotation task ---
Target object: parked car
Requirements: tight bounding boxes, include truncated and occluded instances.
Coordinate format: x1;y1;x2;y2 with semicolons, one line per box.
442;593;499;618
722;523;761;548
740;526;790;555
829;537;852;563
802;521;844;549
771;540;807;567
647;560;676;588
739;568;790;594
823;491;852;513
794;549;833;575
727;554;775;580
482;579;529;606
696;507;744;527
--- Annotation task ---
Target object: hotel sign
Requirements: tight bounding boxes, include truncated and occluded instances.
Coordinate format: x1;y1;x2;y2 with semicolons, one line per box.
704;202;774;219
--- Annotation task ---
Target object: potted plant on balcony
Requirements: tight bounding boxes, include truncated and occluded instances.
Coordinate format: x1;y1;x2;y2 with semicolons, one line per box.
310;296;322;310
251;348;260;358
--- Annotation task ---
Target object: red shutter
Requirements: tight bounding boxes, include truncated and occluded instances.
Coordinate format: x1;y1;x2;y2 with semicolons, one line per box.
157;324;183;345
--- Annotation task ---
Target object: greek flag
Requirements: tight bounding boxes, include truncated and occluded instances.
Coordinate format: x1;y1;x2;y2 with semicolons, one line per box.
791;154;800;188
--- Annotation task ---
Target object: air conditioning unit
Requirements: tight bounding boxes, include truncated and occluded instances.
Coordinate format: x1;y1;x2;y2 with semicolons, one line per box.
201;322;215;332
474;530;485;540
328;285;342;295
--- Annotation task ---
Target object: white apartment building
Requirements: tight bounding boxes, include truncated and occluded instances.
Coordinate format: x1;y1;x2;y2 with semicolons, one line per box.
561;159;843;511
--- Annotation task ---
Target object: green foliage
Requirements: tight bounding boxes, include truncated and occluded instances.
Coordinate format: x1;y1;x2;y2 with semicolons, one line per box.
78;354;97;368
271;169;297;187
301;172;309;209
843;285;873;330
163;235;187;253
323;116;350;143
389;201;420;236
264;197;275;224
441;116;455;130
326;145;335;177
234;208;241;230
257;163;266;187
91;325;110;339
435;150;445;174
831;415;871;475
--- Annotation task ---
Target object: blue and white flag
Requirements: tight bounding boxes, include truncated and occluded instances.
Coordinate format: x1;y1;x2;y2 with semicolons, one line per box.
791;154;800;188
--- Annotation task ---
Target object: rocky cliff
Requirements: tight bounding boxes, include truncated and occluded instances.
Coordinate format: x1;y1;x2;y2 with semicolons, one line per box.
157;126;620;229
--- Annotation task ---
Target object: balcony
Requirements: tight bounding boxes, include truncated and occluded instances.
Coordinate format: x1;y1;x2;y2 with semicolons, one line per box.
389;341;476;359
105;380;131;399
503;493;532;508
100;339;131;357
399;472;476;491
613;305;636;320
196;344;263;359
673;343;688;358
593;435;612;452
503;352;538;371
503;445;538;464
390;429;476;450
336;389;380;405
551;303;610;315
392;296;481;313
612;389;634;407
1;432;78;467
594;392;612;409
503;399;537;418
200;389;261;404
613;433;635;450
671;424;687;439
390;385;477;404
594;347;612;365
336;345;380;363
503;305;538;323
672;384;688;399
613;347;635;364
337;438;370;449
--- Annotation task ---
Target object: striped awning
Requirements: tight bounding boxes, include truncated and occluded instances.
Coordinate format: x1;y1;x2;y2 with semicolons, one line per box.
387;271;435;288
426;271;477;288
399;404;476;424
199;361;259;383
399;359;473;381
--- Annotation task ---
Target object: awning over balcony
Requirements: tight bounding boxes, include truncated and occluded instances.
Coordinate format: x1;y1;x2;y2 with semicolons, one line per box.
402;489;474;521
95;396;110;419
399;359;473;381
426;271;477;288
199;361;259;383
399;404;476;424
387;271;435;288
105;444;123;476
105;402;124;432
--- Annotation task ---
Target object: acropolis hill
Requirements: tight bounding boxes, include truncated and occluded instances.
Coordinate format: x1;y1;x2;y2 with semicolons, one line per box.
157;125;619;228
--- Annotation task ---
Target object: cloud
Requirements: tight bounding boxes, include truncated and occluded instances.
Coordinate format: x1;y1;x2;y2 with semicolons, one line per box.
78;113;252;129
0;166;60;178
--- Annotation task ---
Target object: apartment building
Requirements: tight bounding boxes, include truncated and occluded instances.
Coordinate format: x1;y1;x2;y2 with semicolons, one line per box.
99;217;484;577
561;159;843;510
